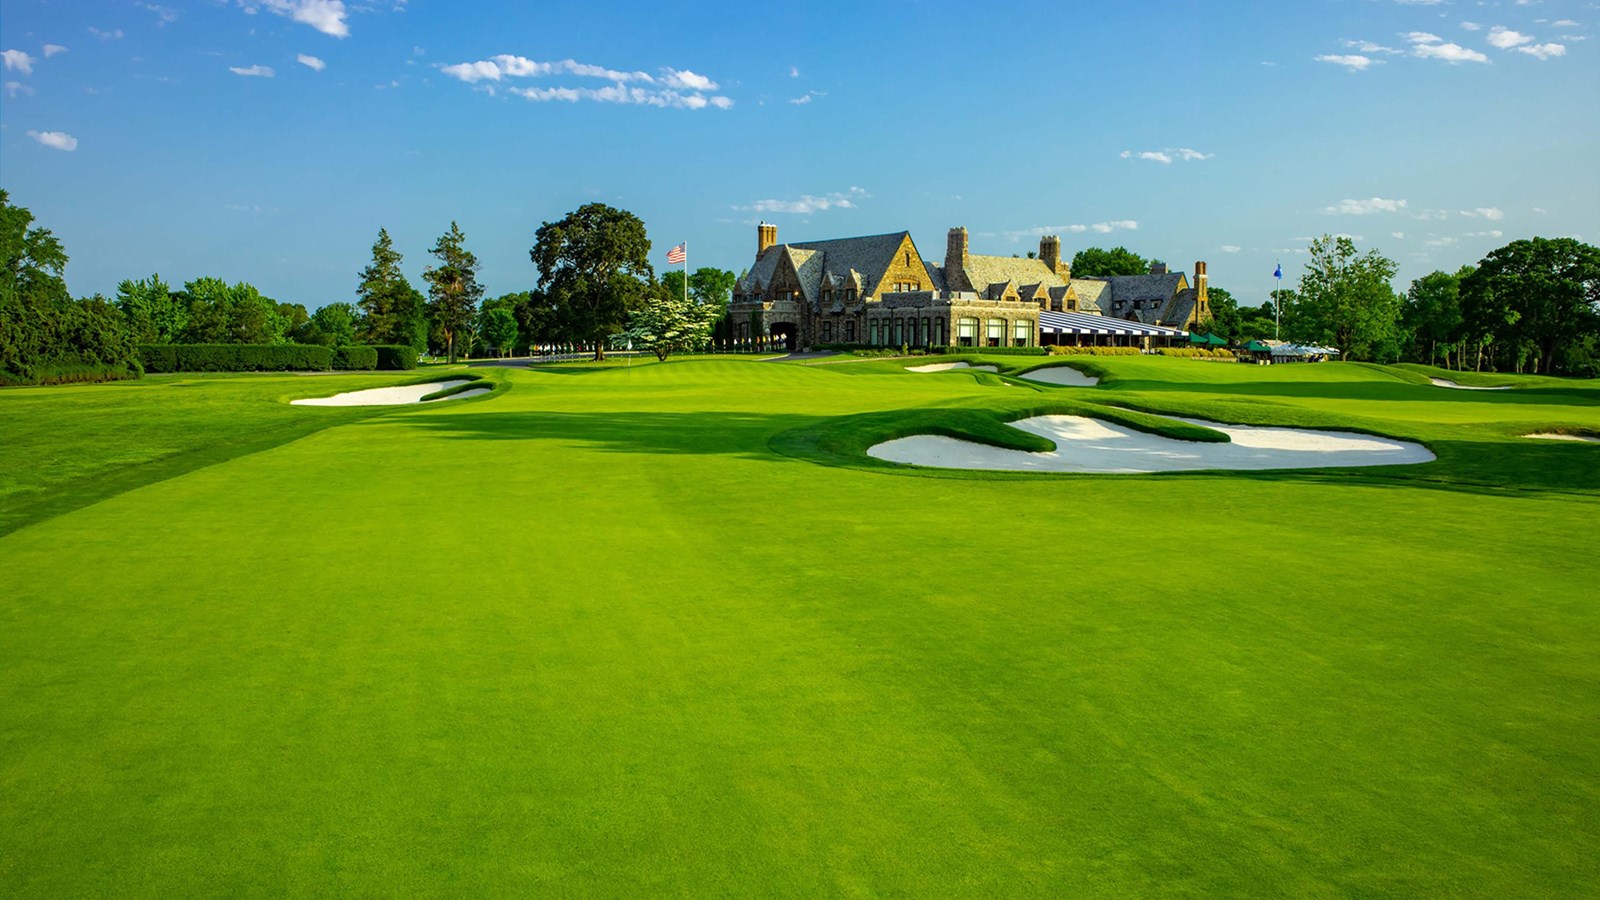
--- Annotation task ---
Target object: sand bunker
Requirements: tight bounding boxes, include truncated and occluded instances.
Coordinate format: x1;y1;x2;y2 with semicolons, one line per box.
1021;366;1100;387
869;415;1434;473
1526;433;1600;443
1430;377;1510;391
291;380;484;407
906;362;999;374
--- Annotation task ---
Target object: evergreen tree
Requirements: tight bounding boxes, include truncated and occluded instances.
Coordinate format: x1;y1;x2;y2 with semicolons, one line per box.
356;228;425;346
422;222;483;363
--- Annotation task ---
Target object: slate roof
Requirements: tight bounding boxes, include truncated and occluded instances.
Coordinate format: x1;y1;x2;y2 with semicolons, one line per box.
958;254;1067;297
1065;279;1109;313
788;232;913;300
922;261;947;294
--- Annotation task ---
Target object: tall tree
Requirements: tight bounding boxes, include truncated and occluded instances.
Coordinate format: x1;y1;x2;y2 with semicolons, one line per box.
530;203;653;361
1403;267;1470;368
307;302;358;347
177;277;284;344
356;228;425;346
1069;246;1149;278
422;222;484;363
116;274;186;344
480;306;520;357
1289;235;1401;360
1459;237;1600;375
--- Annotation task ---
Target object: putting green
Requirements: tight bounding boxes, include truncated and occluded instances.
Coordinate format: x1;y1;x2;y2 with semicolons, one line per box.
2;356;1597;896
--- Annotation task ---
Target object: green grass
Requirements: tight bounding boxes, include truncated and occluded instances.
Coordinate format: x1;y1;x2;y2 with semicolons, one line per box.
2;357;1597;896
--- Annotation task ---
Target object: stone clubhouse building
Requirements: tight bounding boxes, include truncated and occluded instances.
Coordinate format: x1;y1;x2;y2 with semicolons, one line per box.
729;223;1211;351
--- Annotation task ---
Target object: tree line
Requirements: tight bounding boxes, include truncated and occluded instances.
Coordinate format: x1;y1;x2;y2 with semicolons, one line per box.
1104;235;1599;376
2;192;739;384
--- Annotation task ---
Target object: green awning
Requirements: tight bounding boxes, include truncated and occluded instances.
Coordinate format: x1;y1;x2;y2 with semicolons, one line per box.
1244;340;1272;352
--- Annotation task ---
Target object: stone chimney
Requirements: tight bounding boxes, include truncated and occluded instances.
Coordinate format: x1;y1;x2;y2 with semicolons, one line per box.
1039;235;1061;275
946;227;969;271
1150;261;1168;275
758;222;778;255
1195;261;1209;309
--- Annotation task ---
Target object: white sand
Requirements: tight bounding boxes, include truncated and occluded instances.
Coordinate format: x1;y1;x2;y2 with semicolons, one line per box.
1021;366;1100;387
291;379;479;407
1526;432;1600;443
905;362;999;373
868;415;1434;473
1430;377;1510;391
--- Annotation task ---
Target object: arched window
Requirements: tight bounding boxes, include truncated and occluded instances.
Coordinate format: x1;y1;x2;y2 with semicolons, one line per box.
986;319;1005;347
956;317;978;347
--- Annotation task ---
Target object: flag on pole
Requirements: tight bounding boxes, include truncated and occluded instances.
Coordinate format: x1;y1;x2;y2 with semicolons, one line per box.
666;242;686;265
1273;263;1282;280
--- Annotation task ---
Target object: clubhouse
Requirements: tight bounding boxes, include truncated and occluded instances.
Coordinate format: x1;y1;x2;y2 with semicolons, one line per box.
729;224;1208;351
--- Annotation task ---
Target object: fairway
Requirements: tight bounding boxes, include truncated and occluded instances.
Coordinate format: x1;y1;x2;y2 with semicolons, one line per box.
3;356;1598;896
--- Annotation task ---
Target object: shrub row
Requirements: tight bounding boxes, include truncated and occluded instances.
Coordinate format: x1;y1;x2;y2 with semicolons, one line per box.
333;345;378;370
0;360;143;387
372;344;418;370
929;346;1048;356
1157;347;1239;360
136;343;416;373
1046;346;1143;356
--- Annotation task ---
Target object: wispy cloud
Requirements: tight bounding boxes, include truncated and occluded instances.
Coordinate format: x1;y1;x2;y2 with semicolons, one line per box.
43;44;67;57
240;1;350;39
789;90;825;105
1002;221;1139;241
88;27;124;41
1343;39;1404;54
1517;42;1566;59
230;64;275;77
1487;26;1534;48
1323;197;1407;215
27;130;78;151
5;81;33;97
296;53;325;71
1220;245;1243;254
1460;207;1504;220
1119;148;1212;163
143;4;178;24
735;187;868;215
441;55;734;109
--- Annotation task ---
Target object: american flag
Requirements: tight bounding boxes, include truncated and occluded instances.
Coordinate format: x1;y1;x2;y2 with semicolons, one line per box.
666;242;686;265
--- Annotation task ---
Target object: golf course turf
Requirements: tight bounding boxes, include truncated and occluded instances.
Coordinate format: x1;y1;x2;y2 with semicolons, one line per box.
2;356;1597;895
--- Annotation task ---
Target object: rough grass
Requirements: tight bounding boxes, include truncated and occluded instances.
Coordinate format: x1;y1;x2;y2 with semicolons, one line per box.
1;356;1598;896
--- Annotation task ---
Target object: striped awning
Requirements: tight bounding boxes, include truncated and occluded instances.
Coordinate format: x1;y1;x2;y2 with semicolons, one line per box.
1039;310;1190;338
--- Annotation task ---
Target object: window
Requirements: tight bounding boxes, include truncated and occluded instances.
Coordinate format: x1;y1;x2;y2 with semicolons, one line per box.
846;289;856;303
846;320;856;342
933;318;945;346
920;318;930;347
957;317;978;347
822;321;834;342
986;319;1005;347
893;319;903;346
869;320;879;345
1014;319;1032;347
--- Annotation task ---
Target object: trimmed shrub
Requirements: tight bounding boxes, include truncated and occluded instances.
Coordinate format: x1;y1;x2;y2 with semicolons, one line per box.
372;344;419;370
1046;346;1143;357
1157;347;1239;361
333;345;378;370
136;344;334;372
929;346;1047;356
0;360;142;387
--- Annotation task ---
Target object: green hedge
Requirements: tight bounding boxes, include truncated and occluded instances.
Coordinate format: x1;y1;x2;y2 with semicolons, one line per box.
1046;346;1143;357
1157;347;1239;361
930;346;1047;356
333;345;378;370
372;345;419;370
137;344;334;372
0;360;143;387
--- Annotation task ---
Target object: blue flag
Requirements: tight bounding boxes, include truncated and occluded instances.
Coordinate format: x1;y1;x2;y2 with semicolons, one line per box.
1273;263;1282;280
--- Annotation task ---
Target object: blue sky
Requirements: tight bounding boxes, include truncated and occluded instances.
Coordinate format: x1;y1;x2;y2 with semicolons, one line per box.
3;0;1597;309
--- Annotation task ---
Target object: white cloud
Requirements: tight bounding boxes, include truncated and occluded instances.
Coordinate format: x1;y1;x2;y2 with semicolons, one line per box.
1343;39;1403;54
243;1;350;39
230;64;275;77
789;66;799;77
1409;32;1490;63
1460;207;1505;220
1517;42;1566;58
1412;208;1449;221
27;130;77;151
1395;0;1445;5
789;90;825;105
1119;147;1212;163
1464;229;1505;238
5;81;34;97
1092;220;1139;233
1323;197;1408;215
143;4;178;24
1488;26;1534;48
2;50;35;76
1461;22;1482;31
43;44;67;57
1392;231;1406;239
1316;54;1377;71
736;187;869;215
296;53;325;71
443;55;733;109
1551;19;1579;27
88;27;124;41
1220;245;1243;254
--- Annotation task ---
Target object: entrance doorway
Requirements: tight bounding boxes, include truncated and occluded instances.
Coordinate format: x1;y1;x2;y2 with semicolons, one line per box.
770;323;797;352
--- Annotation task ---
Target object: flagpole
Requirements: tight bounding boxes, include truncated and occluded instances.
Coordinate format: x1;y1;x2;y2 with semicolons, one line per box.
1274;260;1282;341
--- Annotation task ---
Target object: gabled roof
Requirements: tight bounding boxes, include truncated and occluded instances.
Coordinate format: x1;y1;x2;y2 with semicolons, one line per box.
922;261;947;294
788;231;914;299
1065;279;1109;313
